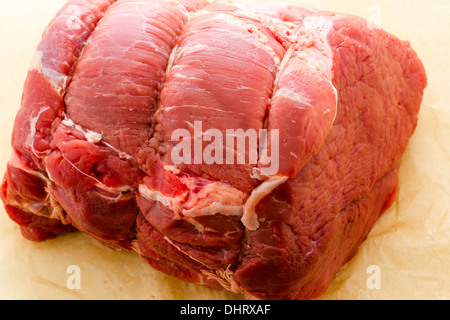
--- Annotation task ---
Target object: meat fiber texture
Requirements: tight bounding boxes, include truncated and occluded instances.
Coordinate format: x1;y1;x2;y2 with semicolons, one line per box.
0;0;427;300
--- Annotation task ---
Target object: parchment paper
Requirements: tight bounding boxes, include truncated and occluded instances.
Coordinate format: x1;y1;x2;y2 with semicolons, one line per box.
0;0;448;300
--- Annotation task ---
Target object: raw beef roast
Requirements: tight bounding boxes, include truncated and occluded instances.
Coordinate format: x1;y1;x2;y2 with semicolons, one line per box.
1;0;427;299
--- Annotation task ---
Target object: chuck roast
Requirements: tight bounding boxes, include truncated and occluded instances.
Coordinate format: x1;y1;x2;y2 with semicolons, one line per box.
1;0;427;299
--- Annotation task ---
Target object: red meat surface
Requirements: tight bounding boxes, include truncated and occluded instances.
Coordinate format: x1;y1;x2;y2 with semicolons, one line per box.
1;0;426;299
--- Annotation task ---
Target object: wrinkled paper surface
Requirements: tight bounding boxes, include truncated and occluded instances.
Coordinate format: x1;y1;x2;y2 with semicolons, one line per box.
0;0;448;300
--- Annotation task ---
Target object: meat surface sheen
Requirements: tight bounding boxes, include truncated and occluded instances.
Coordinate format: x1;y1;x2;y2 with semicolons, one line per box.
1;0;427;299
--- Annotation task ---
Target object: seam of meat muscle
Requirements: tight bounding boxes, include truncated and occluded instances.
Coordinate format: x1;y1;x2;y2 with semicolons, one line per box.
2;0;120;229
241;26;299;230
59;1;192;188
184;13;303;294
61;116;136;165
194;17;301;295
60;1;118;105
256;45;295;166
146;5;192;166
51;0;118;134
44;1;118;214
27;0;119;163
162;235;217;269
135;9;294;292
58;0;119;97
236;14;341;294
250;13;302;181
242;16;341;231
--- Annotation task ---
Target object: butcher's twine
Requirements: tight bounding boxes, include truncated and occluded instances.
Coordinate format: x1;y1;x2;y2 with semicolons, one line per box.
200;265;245;295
